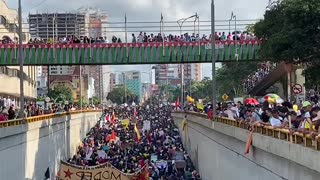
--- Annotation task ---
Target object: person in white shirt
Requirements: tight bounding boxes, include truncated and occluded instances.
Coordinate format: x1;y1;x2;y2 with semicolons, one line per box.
270;110;284;127
224;104;235;120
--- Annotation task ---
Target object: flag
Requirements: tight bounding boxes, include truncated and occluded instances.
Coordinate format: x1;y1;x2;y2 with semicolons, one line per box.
105;114;110;123
244;131;253;155
196;102;204;111
135;165;149;180
111;111;116;124
134;124;140;140
161;13;163;21
186;96;194;103
231;11;236;19
175;97;180;108
133;107;137;118
121;119;130;129
45;167;50;179
207;109;213;120
181;118;187;131
111;130;116;141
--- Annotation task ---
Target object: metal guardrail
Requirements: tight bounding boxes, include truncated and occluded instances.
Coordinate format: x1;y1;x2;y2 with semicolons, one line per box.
174;111;320;151
0;109;102;128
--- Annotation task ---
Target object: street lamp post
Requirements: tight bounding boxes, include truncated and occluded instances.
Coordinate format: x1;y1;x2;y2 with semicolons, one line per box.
177;13;199;109
230;12;238;60
211;0;217;115
18;0;24;118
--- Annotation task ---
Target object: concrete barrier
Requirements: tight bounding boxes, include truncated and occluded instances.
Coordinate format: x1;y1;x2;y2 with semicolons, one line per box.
0;111;102;180
173;112;320;180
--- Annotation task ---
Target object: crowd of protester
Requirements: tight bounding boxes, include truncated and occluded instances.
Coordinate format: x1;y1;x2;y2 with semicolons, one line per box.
243;62;275;92
67;105;201;179
186;97;320;136
1;31;257;45
0;99;97;122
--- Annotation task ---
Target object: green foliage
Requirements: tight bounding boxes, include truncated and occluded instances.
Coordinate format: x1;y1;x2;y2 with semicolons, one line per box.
190;77;212;102
36;96;45;101
215;63;258;99
107;85;134;104
161;62;258;103
254;0;320;62
89;96;100;105
254;0;320;86
47;85;73;103
302;63;320;89
159;84;181;102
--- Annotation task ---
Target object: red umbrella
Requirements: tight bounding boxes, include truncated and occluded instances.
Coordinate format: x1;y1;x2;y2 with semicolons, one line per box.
244;98;259;106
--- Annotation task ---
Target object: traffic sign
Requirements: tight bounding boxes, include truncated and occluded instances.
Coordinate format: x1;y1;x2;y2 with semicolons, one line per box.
292;84;303;94
222;94;229;101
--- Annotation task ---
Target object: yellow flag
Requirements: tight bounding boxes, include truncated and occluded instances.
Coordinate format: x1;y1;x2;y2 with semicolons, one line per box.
121;119;130;129
134;124;140;140
196;102;204;110
187;96;194;103
181;118;187;131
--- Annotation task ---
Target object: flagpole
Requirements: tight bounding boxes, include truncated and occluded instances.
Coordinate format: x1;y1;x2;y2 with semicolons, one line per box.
125;14;128;58
161;13;164;56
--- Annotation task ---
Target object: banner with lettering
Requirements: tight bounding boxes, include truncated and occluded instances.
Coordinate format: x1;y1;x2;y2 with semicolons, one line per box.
57;161;145;180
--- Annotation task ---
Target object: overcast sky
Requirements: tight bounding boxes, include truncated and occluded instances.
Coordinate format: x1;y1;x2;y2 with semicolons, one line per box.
5;0;268;80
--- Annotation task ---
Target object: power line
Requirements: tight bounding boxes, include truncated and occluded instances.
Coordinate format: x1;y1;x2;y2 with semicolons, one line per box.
28;0;49;11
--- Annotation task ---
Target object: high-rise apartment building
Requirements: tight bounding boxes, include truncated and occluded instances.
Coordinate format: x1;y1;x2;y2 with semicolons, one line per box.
78;7;108;38
154;63;202;86
0;0;37;106
109;73;116;91
30;9;108;102
28;13;85;39
116;71;142;102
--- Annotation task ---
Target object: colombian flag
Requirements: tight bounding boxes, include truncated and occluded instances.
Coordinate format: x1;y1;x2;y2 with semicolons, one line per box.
134;124;141;141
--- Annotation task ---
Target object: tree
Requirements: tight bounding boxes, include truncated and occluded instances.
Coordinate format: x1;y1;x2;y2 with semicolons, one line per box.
216;62;259;100
47;85;73;103
159;84;181;103
106;85;133;104
190;77;211;102
254;0;320;62
253;0;320;86
88;96;100;105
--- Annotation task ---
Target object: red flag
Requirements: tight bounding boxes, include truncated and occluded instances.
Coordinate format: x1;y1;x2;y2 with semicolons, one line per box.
175;97;180;108
207;109;213;120
105;114;110;123
111;111;116;124
244;131;253;155
135;165;149;180
111;130;116;141
134;135;140;144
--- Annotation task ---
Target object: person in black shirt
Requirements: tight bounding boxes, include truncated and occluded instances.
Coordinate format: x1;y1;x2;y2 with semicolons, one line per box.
8;106;15;120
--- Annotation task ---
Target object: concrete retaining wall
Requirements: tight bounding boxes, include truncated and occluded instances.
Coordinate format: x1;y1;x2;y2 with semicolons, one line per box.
173;113;320;180
0;111;102;180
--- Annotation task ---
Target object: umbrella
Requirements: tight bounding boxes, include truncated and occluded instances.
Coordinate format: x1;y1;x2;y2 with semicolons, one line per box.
264;94;284;104
244;98;259;106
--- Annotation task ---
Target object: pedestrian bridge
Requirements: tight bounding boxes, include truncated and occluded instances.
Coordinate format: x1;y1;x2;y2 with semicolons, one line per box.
0;40;260;66
1;110;318;180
